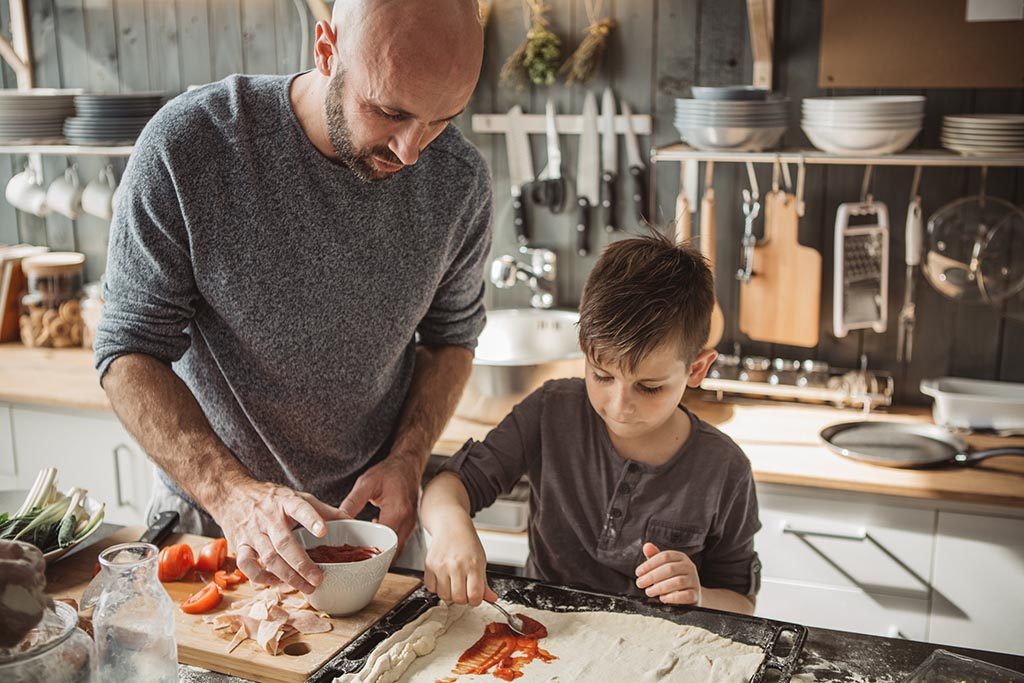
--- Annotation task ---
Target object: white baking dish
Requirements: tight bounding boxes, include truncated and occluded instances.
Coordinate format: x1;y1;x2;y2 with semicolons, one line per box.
920;377;1024;432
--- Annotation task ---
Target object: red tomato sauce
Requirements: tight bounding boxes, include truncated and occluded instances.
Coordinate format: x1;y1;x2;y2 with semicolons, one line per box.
306;544;381;563
448;614;555;681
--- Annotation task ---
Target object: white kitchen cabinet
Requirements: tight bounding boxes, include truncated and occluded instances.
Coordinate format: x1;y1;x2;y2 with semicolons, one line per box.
929;512;1024;656
756;490;935;599
10;407;152;526
756;578;929;641
0;403;15;489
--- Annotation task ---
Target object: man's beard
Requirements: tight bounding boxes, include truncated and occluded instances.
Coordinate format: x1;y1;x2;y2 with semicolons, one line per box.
324;71;403;182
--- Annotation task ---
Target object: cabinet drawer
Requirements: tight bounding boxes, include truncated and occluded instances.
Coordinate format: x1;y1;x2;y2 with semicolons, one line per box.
12;407;151;526
756;579;929;641
756;490;935;598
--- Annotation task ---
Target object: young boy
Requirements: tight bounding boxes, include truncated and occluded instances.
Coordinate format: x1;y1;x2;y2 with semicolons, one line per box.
421;233;761;615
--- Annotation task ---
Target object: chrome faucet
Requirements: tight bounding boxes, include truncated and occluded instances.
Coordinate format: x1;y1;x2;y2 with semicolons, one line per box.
490;246;557;309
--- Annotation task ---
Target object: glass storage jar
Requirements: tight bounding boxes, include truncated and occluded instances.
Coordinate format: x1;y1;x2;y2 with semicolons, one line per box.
0;600;94;683
19;252;86;349
93;542;177;683
80;281;103;349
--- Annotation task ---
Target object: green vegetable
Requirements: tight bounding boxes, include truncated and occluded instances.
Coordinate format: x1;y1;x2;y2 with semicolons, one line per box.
0;469;103;553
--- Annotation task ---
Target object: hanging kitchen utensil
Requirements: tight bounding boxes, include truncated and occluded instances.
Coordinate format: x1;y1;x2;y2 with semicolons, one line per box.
674;162;692;246
504;105;535;245
699;162;725;350
922;169;1024;305
600;87;618;233
560;0;614;85
621;100;647;224
576;91;600;257
897;166;923;363
736;162;760;284
501;0;561;90
820;421;1024;469
739;159;822;348
833;166;889;338
531;98;567;214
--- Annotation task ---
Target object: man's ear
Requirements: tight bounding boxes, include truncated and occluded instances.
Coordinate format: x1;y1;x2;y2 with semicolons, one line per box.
313;21;338;76
686;349;718;388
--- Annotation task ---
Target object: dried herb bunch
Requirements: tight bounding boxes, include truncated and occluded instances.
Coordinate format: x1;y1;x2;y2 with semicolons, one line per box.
501;0;561;90
561;0;615;85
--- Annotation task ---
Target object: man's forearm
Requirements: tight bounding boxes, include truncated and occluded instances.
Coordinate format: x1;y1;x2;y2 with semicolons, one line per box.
388;344;473;471
101;353;254;516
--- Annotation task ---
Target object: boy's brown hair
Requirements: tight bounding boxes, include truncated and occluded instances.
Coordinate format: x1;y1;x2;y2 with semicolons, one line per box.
578;232;714;372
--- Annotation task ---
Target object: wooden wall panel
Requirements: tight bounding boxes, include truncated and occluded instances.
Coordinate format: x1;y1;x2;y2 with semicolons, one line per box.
4;0;1023;404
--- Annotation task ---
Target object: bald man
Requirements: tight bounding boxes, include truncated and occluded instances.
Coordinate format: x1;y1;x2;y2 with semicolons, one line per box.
95;0;490;593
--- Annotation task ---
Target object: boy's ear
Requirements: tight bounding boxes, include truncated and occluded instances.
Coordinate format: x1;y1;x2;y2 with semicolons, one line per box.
686;349;718;388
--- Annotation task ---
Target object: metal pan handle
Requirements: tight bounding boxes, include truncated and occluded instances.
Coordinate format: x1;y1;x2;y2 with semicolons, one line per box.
955;447;1024;465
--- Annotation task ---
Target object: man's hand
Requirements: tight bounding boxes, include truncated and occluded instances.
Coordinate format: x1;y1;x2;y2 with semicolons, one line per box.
0;540;51;647
635;542;702;606
338;452;422;556
210;479;348;594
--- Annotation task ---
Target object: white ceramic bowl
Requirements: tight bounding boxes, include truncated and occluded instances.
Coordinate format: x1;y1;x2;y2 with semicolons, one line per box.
802;124;921;155
677;125;786;151
294;519;398;616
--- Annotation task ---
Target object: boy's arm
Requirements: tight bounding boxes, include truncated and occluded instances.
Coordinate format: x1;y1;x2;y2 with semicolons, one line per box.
699;463;762;611
700;587;755;615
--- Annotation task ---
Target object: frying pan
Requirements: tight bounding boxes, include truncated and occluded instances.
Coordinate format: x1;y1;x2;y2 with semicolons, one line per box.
820;421;1024;469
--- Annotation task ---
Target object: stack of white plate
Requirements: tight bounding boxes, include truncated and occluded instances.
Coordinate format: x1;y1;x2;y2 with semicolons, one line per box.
65;92;164;145
0;89;78;143
802;96;925;155
941;115;1024;154
674;97;787;151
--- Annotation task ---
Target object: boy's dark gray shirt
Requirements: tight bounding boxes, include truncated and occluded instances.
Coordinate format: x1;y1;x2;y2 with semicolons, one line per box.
443;378;761;598
95;74;493;507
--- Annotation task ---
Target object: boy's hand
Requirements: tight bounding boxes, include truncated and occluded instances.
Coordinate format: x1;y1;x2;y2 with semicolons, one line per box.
424;522;497;607
635;542;702;606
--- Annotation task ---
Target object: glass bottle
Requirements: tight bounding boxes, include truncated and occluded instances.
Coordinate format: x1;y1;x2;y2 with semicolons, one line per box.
93;542;177;683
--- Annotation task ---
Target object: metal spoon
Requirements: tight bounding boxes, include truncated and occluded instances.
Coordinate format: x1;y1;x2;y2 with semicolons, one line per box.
486;599;527;635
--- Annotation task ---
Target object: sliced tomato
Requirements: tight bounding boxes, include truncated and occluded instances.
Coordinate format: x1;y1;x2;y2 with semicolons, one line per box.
213;568;247;590
195;538;228;573
158;544;195;582
181;583;222;614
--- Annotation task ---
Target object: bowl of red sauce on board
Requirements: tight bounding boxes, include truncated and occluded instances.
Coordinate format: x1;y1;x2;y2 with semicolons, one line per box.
293;519;398;616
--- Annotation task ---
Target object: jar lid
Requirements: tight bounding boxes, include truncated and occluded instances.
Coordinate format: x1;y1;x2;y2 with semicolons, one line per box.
22;252;85;278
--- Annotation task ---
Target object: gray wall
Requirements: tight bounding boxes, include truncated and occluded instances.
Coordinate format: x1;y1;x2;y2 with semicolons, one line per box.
2;0;1022;403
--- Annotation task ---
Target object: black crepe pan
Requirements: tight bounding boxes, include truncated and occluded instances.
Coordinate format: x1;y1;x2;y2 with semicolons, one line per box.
820;421;1024;468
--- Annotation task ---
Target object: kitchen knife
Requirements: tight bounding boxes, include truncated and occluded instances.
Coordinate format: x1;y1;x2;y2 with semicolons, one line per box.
577;92;599;256
531;98;566;214
621;100;647;225
505;105;535;245
79;510;180;612
600;87;618;233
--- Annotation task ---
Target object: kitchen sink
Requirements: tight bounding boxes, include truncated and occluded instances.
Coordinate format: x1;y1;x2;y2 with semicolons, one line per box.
455;309;585;424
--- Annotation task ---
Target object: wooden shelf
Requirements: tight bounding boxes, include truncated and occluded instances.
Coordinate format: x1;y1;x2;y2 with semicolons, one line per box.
651;143;1024;168
0;143;134;157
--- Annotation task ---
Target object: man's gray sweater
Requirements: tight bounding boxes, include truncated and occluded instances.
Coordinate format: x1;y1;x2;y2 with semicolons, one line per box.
95;74;492;507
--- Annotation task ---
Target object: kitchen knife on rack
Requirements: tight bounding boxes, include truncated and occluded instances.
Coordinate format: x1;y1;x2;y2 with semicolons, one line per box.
577;92;599;256
531;98;567;214
621;100;647;225
600;87;618;233
505;105;535;245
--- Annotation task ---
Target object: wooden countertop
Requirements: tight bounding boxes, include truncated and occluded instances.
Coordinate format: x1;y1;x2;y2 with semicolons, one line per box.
3;343;1023;508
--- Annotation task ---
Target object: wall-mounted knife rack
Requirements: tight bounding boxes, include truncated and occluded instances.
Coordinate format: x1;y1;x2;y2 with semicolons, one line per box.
470;114;652;137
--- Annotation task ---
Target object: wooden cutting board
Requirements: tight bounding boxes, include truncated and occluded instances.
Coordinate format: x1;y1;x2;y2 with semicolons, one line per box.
738;190;822;348
45;527;421;683
699;189;725;350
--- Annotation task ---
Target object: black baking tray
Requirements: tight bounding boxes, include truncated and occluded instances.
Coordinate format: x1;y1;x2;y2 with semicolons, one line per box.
308;573;807;682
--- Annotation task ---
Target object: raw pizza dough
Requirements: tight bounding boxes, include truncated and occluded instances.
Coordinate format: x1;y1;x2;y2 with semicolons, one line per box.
336;601;765;683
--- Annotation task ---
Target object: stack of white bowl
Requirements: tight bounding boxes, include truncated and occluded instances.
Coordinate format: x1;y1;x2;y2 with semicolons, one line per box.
942;115;1024;154
675;90;787;152
802;96;925;155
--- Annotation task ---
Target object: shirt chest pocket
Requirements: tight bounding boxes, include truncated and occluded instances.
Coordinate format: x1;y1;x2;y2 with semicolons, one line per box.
644;519;708;566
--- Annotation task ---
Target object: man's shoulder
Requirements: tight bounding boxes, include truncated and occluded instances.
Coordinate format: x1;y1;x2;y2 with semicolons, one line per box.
141;74;288;163
425;125;491;190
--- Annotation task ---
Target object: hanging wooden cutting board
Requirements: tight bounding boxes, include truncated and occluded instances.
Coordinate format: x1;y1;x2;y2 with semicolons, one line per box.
699;189;725;350
738;190;822;348
45;526;421;683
